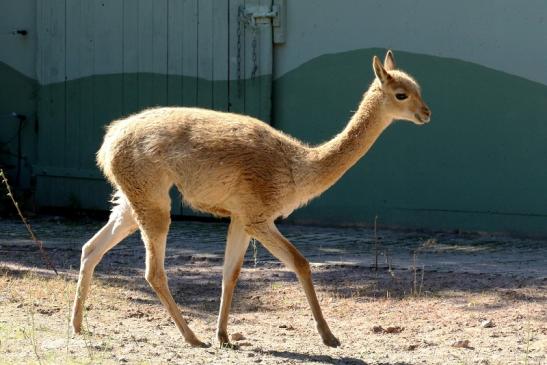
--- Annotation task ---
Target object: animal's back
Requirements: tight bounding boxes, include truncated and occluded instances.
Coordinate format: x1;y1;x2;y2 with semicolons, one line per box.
99;107;304;167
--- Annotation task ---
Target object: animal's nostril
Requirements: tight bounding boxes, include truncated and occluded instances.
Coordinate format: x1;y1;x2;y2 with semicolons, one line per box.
422;107;431;116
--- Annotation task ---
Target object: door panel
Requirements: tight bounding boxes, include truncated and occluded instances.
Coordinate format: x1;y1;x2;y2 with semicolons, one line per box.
35;0;274;216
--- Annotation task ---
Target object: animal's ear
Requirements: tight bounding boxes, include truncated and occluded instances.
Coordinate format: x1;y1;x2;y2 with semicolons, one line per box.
384;50;396;70
373;55;390;83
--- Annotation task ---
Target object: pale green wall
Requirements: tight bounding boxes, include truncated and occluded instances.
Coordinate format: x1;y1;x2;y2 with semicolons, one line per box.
273;0;547;85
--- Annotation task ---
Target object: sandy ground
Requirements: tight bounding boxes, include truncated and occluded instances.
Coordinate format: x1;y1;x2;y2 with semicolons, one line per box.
0;217;546;364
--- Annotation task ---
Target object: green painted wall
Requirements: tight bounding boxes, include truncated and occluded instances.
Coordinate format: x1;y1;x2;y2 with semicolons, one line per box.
273;49;547;235
2;1;547;236
0;62;37;190
0;0;37;191
32;73;271;212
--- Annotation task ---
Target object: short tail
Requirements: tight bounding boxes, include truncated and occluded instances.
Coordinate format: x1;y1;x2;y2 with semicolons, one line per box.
96;119;124;185
96;138;109;176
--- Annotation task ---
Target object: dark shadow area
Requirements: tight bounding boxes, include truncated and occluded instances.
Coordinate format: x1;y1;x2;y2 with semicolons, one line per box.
311;264;547;298
259;350;413;365
261;350;371;365
1;216;546;319
1;254;545;324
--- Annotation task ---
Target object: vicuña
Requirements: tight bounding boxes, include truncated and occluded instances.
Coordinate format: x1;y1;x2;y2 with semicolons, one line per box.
72;50;431;348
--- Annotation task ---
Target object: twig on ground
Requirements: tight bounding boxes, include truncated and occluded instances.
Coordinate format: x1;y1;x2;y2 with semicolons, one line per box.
0;169;58;275
82;308;95;361
64;278;71;361
523;319;532;365
374;215;379;271
385;248;396;280
23;304;43;365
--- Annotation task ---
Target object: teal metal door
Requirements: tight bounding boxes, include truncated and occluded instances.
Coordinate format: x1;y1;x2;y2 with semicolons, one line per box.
35;0;277;215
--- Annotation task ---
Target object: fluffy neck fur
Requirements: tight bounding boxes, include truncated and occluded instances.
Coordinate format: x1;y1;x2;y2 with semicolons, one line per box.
303;83;393;198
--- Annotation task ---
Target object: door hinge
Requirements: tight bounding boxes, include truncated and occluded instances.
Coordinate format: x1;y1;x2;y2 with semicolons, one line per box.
239;0;286;44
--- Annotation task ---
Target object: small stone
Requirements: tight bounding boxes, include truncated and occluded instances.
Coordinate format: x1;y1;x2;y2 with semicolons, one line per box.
384;326;404;334
451;339;472;349
372;325;384;333
481;319;495;328
372;325;403;334
407;344;418;351
231;332;245;341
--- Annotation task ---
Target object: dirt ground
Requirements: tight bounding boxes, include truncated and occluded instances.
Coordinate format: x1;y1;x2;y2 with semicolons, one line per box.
0;217;546;364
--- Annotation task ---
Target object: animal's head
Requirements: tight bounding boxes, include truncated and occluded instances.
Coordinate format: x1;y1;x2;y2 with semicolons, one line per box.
372;50;431;125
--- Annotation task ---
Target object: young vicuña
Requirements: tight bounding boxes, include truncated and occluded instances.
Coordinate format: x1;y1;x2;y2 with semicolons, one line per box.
71;50;431;348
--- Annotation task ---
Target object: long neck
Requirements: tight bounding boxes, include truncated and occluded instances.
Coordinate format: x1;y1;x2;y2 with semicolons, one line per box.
303;85;392;197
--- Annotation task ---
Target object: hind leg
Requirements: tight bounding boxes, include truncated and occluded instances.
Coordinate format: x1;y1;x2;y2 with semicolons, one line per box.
129;188;207;347
246;221;340;347
72;195;138;333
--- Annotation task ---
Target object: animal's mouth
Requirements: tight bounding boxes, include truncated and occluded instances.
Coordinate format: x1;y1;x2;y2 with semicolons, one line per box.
415;113;431;124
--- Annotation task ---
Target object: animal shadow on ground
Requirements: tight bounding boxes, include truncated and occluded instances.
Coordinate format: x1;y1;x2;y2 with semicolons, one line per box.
260;349;412;365
1;217;545;317
1;253;545;322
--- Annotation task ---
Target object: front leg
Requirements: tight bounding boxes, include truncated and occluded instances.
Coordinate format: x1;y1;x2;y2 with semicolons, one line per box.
217;217;250;347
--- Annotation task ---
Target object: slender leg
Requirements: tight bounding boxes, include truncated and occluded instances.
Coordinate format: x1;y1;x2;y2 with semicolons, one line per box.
246;222;341;347
134;202;208;348
216;217;250;346
72;199;137;333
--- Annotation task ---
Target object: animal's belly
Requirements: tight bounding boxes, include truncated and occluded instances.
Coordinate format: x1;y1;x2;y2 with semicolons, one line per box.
178;188;232;217
188;200;231;217
174;168;236;212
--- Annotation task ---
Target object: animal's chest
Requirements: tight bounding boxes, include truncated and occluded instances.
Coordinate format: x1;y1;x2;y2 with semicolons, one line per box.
279;195;308;219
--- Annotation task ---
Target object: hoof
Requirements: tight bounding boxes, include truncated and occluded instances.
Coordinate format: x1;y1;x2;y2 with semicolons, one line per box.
218;333;239;350
322;334;341;348
188;339;211;348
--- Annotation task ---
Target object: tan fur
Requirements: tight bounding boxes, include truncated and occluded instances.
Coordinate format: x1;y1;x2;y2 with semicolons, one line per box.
72;50;430;349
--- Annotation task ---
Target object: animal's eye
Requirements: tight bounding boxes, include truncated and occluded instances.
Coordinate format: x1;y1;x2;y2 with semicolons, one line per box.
395;93;408;100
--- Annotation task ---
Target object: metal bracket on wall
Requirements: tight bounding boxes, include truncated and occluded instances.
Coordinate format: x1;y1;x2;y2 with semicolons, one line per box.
272;0;286;44
239;0;286;44
12;29;28;36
